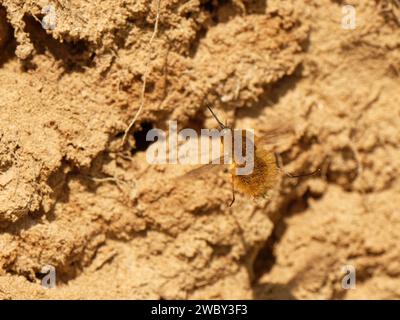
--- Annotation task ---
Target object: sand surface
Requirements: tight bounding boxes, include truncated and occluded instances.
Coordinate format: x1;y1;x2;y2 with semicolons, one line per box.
0;0;400;299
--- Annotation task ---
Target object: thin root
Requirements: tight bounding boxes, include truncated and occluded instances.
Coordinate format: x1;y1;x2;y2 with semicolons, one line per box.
121;0;162;148
89;176;132;195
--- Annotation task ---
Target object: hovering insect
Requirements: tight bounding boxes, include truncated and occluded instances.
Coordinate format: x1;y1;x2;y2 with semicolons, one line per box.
184;104;319;206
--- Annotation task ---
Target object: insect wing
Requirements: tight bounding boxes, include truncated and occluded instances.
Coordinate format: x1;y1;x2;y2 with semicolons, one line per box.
256;122;294;150
180;156;228;180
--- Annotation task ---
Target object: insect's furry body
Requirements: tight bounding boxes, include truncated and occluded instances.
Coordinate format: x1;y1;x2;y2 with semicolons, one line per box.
220;129;279;198
231;136;279;198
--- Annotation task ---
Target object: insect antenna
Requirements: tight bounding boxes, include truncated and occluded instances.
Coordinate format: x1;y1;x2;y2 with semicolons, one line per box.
206;103;226;130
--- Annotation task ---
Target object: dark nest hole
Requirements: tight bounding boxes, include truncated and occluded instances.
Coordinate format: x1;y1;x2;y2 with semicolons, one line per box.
130;121;155;154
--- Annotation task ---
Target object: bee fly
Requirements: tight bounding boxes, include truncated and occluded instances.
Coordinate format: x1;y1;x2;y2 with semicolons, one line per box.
184;104;319;206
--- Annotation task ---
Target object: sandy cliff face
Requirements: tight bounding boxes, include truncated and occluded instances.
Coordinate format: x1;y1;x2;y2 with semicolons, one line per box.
0;0;399;299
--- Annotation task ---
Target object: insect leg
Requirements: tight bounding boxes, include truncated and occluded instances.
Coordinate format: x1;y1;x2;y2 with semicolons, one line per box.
275;152;320;178
229;173;235;207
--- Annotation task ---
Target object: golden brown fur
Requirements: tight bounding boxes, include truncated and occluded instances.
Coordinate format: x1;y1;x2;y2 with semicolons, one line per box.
231;135;279;197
